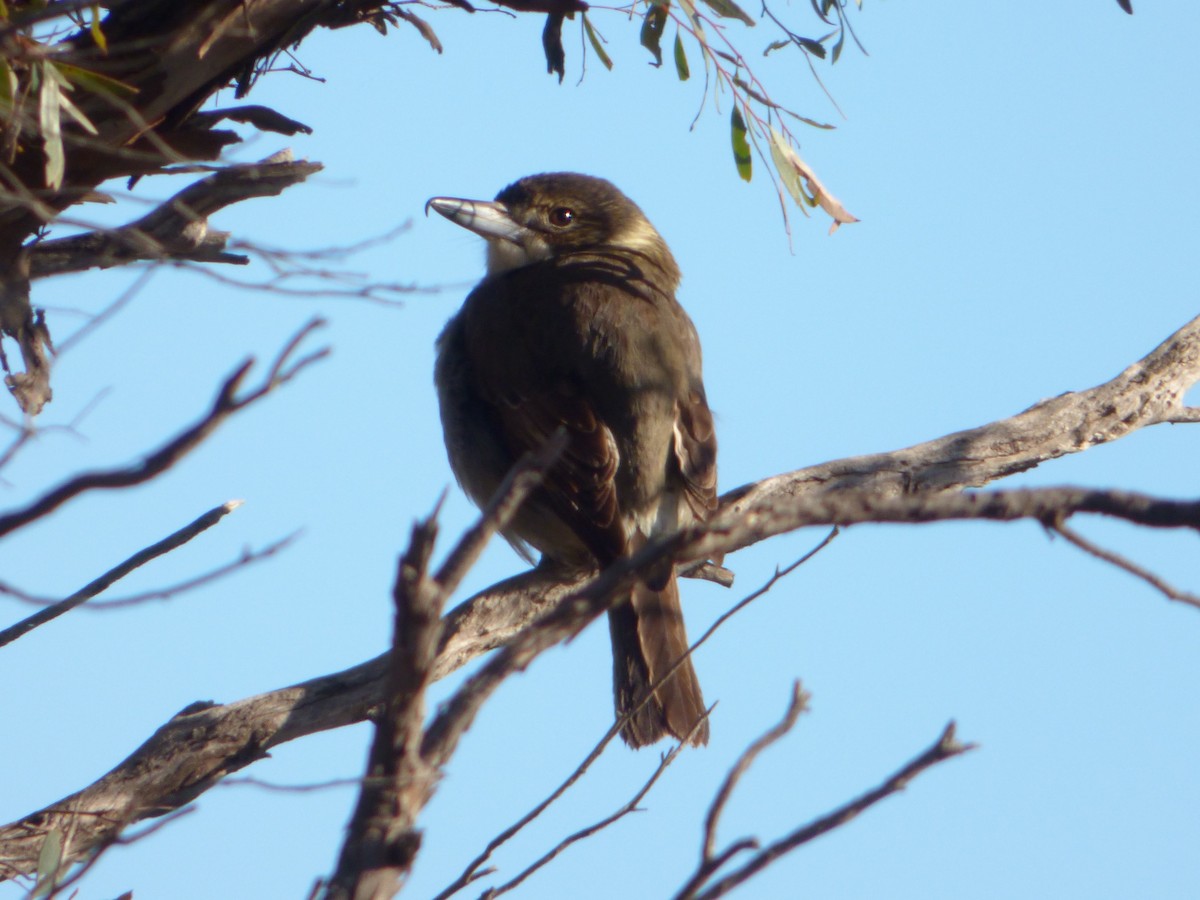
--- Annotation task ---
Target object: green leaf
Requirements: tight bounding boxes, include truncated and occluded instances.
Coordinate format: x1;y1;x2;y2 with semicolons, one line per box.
730;106;752;182
763;39;790;56
52;61;138;98
90;4;107;53
582;14;613;71
831;23;846;63
0;60;15;106
797;35;826;57
34;827;63;897
640;3;667;67
673;31;690;80
700;0;756;26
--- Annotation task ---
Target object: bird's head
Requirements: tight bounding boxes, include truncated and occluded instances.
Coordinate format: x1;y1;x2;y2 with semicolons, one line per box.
426;172;679;287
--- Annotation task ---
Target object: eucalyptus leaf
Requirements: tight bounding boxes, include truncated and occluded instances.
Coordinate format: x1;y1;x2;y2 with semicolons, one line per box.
640;4;667;66
730;106;752;181
583;14;613;71
34;827;63;897
700;0;755;26
38;68;64;190
673;31;690;80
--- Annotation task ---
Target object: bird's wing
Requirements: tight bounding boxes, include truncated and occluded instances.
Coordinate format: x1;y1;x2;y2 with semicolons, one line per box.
491;379;628;564
673;388;719;521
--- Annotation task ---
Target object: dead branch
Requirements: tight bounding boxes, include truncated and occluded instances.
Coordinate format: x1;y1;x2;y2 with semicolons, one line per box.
324;438;565;900
483;713;710;899
27;156;324;277
1;314;1198;881
435;533;834;900
0;317;328;540
0;500;241;649
0;530;297;610
675;683;809;900
677;722;975;900
1050;521;1200;610
324;510;444;900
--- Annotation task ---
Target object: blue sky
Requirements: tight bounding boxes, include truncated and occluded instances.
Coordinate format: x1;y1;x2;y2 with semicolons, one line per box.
2;3;1198;898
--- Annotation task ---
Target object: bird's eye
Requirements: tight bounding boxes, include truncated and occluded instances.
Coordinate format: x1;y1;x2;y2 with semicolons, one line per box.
549;207;575;228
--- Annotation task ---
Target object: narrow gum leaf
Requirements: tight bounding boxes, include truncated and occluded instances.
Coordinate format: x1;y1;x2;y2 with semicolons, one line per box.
90;4;107;53
673;31;690;80
640;4;667;66
768;128;806;208
700;0;756;26
583;13;613;70
730;106;752;182
38;68;64;190
769;128;859;233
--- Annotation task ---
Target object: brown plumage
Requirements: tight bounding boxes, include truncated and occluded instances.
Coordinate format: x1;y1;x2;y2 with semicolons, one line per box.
429;173;717;747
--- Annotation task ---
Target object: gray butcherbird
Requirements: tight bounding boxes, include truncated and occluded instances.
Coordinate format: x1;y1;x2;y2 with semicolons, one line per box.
428;172;718;748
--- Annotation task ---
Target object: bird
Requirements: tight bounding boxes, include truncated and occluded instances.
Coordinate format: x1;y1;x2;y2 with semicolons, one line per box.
427;172;718;748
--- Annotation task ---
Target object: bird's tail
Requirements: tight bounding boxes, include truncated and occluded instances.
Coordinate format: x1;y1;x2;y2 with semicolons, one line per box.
608;572;709;748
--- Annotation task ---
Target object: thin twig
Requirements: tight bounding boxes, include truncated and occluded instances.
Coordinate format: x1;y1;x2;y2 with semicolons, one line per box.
0;501;242;649
482;712;712;899
702;684;809;861
436;529;837;900
0;531;297;610
0;318;328;540
1051;521;1200;611
681;723;976;900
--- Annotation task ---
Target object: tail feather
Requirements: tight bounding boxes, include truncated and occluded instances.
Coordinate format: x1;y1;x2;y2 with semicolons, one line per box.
608;573;708;748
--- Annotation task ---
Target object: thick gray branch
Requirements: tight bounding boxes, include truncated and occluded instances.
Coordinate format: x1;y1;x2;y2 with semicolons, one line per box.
1;314;1198;881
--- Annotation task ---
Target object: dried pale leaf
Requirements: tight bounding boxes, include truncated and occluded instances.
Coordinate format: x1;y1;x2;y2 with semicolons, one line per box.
396;8;443;53
640;4;667;67
55;88;99;135
38;69;64;190
90;4;107;52
730;106;752;182
674;31;690;80
768;128;806;211
700;0;755;26
41;63;98;135
680;0;706;41
770;129;858;233
583;14;613;71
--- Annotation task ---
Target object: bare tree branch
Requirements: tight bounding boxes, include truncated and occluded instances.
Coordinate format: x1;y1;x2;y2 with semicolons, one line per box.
678;722;975;900
0;500;242;649
1;314;1197;882
484;713;711;899
436;530;835;900
27;155;324;278
324;508;445;900
0;530;297;610
1050;521;1200;610
0;317;328;540
325;437;567;900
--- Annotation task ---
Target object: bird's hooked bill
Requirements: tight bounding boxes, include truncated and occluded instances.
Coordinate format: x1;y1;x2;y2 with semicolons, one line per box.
426;196;528;246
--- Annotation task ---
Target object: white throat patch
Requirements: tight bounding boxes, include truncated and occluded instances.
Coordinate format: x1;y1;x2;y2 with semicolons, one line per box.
486;236;553;276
